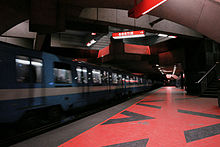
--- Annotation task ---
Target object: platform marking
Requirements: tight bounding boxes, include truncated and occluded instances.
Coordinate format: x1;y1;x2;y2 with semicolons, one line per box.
102;111;154;125
178;109;220;119
136;103;161;109
103;138;149;147
178;109;220;142
140;99;165;102
184;123;220;142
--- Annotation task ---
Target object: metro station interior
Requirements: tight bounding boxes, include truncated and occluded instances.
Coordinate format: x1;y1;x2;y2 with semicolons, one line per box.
0;0;220;146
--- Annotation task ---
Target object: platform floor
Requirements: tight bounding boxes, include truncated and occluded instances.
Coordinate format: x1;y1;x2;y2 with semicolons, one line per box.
13;87;220;147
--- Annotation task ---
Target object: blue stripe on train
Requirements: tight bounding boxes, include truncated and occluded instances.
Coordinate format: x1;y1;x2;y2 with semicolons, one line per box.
0;86;148;123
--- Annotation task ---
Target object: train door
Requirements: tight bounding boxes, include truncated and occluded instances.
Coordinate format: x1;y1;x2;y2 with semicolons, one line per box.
15;55;44;107
82;67;89;98
118;74;123;96
124;75;129;95
121;74;126;95
76;66;89;99
53;62;73;110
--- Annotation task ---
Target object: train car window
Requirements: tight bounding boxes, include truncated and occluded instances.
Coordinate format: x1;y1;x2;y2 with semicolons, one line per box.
107;72;109;83
76;67;88;84
31;58;43;83
112;73;118;84
140;78;143;84
118;74;122;84
54;62;72;84
76;67;82;83
92;69;101;84
102;71;109;84
16;56;43;83
102;71;108;84
130;76;135;85
126;75;130;84
16;56;31;83
82;67;88;84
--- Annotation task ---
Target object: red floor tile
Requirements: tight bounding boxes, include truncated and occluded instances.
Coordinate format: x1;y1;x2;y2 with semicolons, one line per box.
59;87;220;147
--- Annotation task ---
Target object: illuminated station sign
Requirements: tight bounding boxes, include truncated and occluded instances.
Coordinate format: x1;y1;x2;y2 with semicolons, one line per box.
112;30;145;39
128;0;168;18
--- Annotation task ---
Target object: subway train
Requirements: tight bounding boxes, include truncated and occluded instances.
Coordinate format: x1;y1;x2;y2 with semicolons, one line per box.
0;42;159;128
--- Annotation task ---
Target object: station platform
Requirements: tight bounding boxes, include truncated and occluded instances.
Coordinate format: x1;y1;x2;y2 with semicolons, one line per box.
12;87;220;147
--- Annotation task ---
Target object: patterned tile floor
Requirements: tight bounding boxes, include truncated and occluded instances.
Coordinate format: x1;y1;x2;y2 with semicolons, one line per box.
59;87;220;147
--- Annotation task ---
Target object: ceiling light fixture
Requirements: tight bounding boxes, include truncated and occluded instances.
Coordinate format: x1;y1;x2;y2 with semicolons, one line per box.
91;33;96;36
158;34;168;37
172;65;177;75
87;39;96;47
168;35;177;39
158;34;177;39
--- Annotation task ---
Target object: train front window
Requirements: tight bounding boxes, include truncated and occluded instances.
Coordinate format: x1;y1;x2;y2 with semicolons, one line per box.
92;69;101;84
54;62;72;84
31;58;43;83
16;56;31;83
16;56;43;83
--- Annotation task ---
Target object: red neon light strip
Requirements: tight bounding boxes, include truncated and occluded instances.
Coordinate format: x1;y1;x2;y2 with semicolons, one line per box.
128;0;168;18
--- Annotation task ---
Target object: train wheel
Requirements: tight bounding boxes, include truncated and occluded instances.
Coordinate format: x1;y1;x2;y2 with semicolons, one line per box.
128;91;132;98
47;106;62;122
18;111;40;131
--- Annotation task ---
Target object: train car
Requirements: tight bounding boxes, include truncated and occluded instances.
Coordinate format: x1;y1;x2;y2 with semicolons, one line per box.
0;42;155;128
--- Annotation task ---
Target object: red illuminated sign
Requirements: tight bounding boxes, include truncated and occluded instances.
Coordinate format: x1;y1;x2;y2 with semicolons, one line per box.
128;0;168;18
112;30;145;39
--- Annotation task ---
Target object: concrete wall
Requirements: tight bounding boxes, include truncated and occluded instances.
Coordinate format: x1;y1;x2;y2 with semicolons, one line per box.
0;37;34;49
0;21;36;49
80;8;202;38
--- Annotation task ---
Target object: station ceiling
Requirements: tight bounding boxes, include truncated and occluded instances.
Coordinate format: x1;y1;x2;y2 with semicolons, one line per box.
0;0;219;78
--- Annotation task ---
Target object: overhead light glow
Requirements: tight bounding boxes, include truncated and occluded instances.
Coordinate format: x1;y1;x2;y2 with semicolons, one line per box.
158;34;177;39
158;34;168;37
31;61;43;66
156;64;159;67
166;74;172;79
87;39;96;47
16;59;30;65
172;65;177;75
168;35;177;39
91;33;96;36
